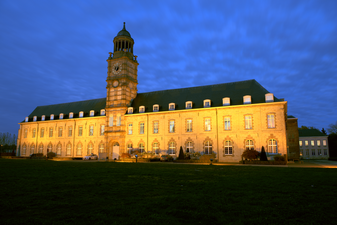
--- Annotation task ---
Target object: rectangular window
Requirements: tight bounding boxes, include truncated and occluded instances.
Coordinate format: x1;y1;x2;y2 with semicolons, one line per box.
32;129;36;138
205;118;211;131
153;121;159;134
49;128;53;137
128;123;133;135
306;149;309;156
323;140;327;146
324;149;327;155
312;150;315;156
305;140;308;146
245;115;252;129
40;128;44;138
140;122;144;134
58;127;63;137
299;141;302;147
100;125;105;136
117;115;121;126
317;140;321;146
311;140;315;146
78;126;83;136
169;120;175;133
89;125;94;136
24;129;27;138
186;119;192;132
68;126;72;137
318;149;322;155
224;117;231;130
267;114;275;128
109;116;113;127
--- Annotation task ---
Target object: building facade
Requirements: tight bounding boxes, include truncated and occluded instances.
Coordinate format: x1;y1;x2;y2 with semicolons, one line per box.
299;129;329;159
17;23;291;162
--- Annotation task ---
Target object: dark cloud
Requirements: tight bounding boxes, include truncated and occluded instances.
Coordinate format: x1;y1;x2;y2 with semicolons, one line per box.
1;0;337;135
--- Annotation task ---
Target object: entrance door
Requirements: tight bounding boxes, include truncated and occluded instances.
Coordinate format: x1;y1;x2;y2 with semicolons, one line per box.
112;142;120;160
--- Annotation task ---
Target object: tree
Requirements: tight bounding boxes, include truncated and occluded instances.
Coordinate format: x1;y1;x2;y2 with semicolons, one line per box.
242;149;259;161
260;146;268;161
327;121;337;135
321;128;327;135
298;126;317;130
178;146;184;160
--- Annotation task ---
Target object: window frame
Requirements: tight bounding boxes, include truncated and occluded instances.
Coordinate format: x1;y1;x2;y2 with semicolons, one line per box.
205;118;211;131
243;95;251;104
245;115;253;130
90;110;95;117
186;119;192;132
204;141;212;155
268;139;278;153
169;103;175;111
59;113;64;119
153;121;159;134
79;111;84;118
153;104;159;112
224;116;231;130
169;120;175;133
203;99;211;108
128;123;133;135
222;97;230;106
69;112;73;119
224;140;233;155
139;122;145;134
267;113;275;129
139;106;145;113
185;101;192;109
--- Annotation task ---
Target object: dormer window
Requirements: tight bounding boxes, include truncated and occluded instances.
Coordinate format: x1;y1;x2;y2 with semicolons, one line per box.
153;104;159;112
50;114;54;120
59;113;64;119
243;95;251;104
223;97;230;106
25;117;29;122
128;107;133;114
265;93;274;102
204;99;211;108
90;110;95;117
79;111;84;118
186;101;192;109
33;116;37;122
42;115;45;121
69;112;74;119
139;106;145;113
169;103;175;111
100;109;105;116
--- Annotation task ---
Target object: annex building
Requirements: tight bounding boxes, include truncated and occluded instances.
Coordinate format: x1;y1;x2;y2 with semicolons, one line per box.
17;23;298;162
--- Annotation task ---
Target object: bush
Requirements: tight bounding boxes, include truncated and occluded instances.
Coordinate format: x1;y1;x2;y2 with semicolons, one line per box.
242;149;259;161
121;153;131;158
274;155;286;161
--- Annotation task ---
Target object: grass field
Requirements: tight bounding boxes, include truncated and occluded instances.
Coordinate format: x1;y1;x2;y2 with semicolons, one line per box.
1;159;336;225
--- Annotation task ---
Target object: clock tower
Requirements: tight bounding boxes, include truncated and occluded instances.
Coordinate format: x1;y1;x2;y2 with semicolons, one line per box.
105;22;138;159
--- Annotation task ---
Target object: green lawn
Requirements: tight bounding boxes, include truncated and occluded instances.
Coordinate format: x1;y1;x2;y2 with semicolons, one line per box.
1;159;336;225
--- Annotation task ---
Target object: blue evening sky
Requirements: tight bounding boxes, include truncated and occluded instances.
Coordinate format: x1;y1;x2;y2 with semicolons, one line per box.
0;0;336;135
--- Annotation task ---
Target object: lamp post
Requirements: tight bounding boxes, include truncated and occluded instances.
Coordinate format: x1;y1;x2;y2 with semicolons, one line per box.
135;154;138;163
210;158;213;165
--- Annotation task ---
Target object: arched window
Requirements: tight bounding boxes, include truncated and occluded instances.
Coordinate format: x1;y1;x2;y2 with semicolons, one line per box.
76;143;82;156
139;143;144;153
38;143;43;153
66;143;71;156
99;143;104;153
186;141;193;153
153;142;159;154
47;143;53;153
57;143;62;156
87;143;93;154
169;142;175;155
245;140;254;150
268;139;278;153
22;144;26;155
224;141;232;155
30;144;35;154
204;141;212;154
127;143;132;154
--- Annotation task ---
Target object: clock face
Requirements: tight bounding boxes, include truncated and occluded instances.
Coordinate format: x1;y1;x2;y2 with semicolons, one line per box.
112;63;122;74
113;80;119;87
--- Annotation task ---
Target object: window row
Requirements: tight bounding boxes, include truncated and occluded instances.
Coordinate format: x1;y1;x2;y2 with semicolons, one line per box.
299;139;327;147
127;94;275;114
25;109;106;122
23;125;105;138
301;149;328;156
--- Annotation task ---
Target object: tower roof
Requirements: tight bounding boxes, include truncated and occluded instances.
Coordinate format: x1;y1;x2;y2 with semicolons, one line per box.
116;22;131;38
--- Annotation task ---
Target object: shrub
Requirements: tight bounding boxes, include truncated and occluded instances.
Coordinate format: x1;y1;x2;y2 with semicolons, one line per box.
242;149;259;161
260;146;268;161
121;153;131;158
274;155;286;161
178;146;184;160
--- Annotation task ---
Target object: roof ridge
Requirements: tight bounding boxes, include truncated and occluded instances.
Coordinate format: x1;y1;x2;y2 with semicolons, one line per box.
35;97;106;108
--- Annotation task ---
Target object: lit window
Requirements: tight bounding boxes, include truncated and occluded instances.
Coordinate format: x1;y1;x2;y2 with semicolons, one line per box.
76;143;82;156
78;126;83;136
33;116;37;122
169;142;175;154
153;121;159;134
69;113;73;119
265;93;274;102
68;126;72;137
40;128;44;138
90;110;95;117
128;107;133;114
186;119;192;132
42;115;45;121
49;128;53;137
224;117;231;130
245;140;254;150
128;123;133;135
59;113;64;119
66;144;71;156
100;109;105;116
204;99;211;107
186;101;192;109
32;129;36;138
57;143;62;156
140;122;144;134
99;143;104;153
139;143;145;153
267;114;275;128
153;104;159;112
109;115;114;127
311;140;315;146
25;117;28;122
305;140;308;146
169;103;175;111
204;141;212;154
224;140;233;155
38;143;43;153
205;118;211;131
89;125;94;136
100;125;105;136
299;141;302;147
79;111;84;118
127;143;133;154
186;141;193;153
223;97;230;106
317;140;320;146
139;106;145;113
323;140;326;146
268;139;278;153
169;120;175;133
245;115;252;129
30;144;35;154
243;95;251;104
50;114;54;120
153;142;159;154
58;127;63;137
87;143;93;154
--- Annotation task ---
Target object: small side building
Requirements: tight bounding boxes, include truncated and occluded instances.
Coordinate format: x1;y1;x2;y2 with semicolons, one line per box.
286;116;300;161
299;129;329;159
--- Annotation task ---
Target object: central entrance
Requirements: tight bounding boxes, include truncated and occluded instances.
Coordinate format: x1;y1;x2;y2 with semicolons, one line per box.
112;142;120;160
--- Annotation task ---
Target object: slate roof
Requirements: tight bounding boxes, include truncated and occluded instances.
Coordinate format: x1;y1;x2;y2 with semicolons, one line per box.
298;129;327;137
24;79;281;122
